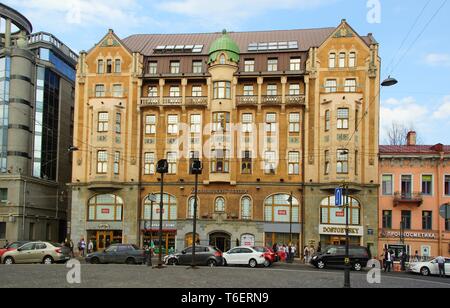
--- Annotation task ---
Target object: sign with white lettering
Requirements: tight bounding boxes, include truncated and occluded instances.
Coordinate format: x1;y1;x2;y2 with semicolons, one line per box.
380;230;437;239
319;224;364;236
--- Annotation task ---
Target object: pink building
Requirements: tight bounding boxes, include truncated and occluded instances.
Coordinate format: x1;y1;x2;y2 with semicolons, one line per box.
379;132;450;259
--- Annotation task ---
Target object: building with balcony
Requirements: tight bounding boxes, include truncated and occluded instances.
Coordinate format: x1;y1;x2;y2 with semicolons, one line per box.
0;4;77;246
379;132;450;258
70;20;381;255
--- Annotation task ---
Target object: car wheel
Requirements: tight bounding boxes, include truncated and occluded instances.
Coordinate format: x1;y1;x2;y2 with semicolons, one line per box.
3;256;14;265
168;258;178;266
353;262;363;272
126;258;136;265
263;259;271;268
43;256;54;265
207;259;217;267
249;259;258;268
420;267;431;276
90;257;100;264
317;261;326;269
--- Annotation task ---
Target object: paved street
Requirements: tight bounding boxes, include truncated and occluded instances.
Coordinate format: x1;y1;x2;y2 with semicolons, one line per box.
0;262;448;288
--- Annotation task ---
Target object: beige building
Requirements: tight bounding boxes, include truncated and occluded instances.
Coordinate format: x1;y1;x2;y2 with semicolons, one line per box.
70;20;381;256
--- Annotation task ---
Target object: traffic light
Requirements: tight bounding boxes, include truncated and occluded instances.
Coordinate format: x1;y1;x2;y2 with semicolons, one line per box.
190;159;202;175
157;159;169;174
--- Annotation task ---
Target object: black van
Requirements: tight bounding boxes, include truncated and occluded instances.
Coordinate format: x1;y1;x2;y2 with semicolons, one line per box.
310;245;371;271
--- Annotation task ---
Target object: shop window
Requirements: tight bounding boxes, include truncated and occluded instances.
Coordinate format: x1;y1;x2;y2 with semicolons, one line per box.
320;196;360;225
264;194;299;223
143;193;177;221
88;194;123;221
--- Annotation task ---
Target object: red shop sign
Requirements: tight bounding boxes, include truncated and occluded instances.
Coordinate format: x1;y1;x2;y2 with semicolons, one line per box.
278;210;287;216
336;210;345;217
156;209;165;214
101;209;110;214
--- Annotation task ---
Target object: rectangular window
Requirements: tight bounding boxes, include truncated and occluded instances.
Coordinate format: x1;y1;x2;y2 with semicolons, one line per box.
97;151;108;174
267;84;277;96
170;61;180;74
265;113;277;133
401;211;412;230
0;222;6;239
422;175;433;195
167;115;179;135
325;80;337;93
190;114;201;134
422;211;432;230
213;81;231;99
97;60;104;74
329;53;336;68
324;150;330;175
339;53;346;68
115;113;121;134
167;152;177;174
288;151;300;175
212;112;230;132
244;59;255;72
325;110;331;131
289;113;300;133
192;61;203;73
112;84;123;97
349;52;356;68
145;115;156;134
144;152;155;175
95;84;105;97
289;84;301;96
264;151;276;174
337;108;349;129
242;113;253;133
115;59;121;73
98;112;109;132
0;189;7;203
148;61;157;74
267;58;278;72
148;86;158;97
114;152;120;175
243;85;254;96
401;175;412;197
382;210;392;229
445;175;450;196
337;149;348;174
382;175;393;195
191;86;202;97
211;149;230;173
169;86;180;97
344;79;357;92
242;150;252;174
290;57;301;71
106;59;112;73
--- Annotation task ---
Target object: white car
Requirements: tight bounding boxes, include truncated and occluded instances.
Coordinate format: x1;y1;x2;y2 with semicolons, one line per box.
408;258;450;277
223;246;266;268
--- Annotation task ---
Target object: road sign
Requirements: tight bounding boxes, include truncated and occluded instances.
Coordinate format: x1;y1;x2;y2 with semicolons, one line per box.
335;188;343;207
440;204;450;219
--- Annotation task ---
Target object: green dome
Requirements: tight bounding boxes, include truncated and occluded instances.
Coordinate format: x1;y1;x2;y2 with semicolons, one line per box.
208;30;240;64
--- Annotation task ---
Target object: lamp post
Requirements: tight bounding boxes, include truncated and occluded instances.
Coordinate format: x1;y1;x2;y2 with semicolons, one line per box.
156;159;169;269
190;159;202;268
147;193;157;267
343;182;351;289
287;192;293;263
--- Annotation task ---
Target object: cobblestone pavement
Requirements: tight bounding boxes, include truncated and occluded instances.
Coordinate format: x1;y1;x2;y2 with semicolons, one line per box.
0;261;449;288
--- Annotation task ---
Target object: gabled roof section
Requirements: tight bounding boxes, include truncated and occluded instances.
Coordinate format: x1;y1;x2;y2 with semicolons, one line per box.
87;29;133;55
318;19;376;50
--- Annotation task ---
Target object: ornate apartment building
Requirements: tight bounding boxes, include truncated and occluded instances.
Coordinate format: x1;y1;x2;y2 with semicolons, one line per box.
70;20;381;255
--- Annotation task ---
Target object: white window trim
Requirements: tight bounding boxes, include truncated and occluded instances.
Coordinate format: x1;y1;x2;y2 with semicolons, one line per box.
381;173;395;196
420;173;434;197
400;174;414;195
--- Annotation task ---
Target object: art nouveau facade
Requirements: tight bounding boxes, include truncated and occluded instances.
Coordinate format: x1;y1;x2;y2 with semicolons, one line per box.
70;20;381;255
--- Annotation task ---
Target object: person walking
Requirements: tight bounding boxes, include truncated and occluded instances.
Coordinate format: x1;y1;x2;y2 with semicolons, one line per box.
78;238;86;257
436;256;446;278
88;240;94;254
383;249;391;272
413;250;420;262
303;246;309;264
291;245;297;261
401;251;408;271
287;244;292;263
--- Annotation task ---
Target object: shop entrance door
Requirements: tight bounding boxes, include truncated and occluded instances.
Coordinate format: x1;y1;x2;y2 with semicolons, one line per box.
96;231;114;251
209;232;231;253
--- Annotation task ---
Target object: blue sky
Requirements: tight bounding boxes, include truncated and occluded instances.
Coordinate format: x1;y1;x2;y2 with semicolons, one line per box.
5;0;450;144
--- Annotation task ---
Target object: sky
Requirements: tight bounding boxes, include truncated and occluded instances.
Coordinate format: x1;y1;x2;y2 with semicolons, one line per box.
4;0;450;145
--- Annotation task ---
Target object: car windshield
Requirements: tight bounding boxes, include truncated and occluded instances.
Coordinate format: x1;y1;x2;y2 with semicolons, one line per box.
50;243;62;248
252;247;266;253
8;242;25;249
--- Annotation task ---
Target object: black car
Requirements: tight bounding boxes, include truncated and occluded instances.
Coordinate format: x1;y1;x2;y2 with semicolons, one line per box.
86;244;146;265
165;246;223;267
310;245;371;271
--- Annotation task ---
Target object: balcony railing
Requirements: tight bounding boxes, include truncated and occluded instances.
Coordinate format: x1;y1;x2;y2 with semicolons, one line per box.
236;95;258;106
140;97;160;106
163;97;183;105
394;192;423;207
185;96;208;106
261;95;282;105
286;95;306;105
28;32;78;62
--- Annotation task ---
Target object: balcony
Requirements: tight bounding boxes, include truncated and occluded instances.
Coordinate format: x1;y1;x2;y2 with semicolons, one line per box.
261;95;282;105
140;97;160;106
236;95;258;106
394;192;423;207
285;95;306;106
185;96;208;107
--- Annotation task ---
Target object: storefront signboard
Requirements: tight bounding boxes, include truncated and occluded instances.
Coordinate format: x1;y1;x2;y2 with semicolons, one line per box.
319;224;364;236
380;230;437;239
241;234;255;247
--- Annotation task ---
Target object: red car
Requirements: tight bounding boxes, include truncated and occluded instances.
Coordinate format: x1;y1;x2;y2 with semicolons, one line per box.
253;247;277;267
0;241;29;258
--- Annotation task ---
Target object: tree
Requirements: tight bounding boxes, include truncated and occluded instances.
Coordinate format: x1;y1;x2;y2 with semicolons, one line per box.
385;122;422;145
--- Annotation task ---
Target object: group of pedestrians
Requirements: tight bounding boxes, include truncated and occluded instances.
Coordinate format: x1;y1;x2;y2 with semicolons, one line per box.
272;243;297;262
303;244;320;264
63;238;94;258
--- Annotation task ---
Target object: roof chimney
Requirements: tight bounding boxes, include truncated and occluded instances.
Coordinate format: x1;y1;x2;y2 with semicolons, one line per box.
406;131;416;146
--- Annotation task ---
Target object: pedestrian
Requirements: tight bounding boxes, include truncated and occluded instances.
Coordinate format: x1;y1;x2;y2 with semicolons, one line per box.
88;240;94;254
413;250;420;262
272;243;278;254
291;245;297;261
309;245;315;263
303;246;309;264
436;256;446;278
280;245;286;262
317;242;322;254
287;244;292;263
78;238;86;257
383;249;391;272
401;251;408;271
69;239;74;258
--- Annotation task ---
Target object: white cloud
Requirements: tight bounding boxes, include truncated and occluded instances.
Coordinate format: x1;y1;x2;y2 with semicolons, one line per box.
424;53;450;67
383;96;416;106
433;96;450;119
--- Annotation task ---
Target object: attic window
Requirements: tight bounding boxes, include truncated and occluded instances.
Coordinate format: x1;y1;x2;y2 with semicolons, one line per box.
153;44;204;54
247;41;299;52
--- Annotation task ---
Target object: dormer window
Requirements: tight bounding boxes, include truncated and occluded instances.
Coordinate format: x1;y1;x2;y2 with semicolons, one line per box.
219;54;226;64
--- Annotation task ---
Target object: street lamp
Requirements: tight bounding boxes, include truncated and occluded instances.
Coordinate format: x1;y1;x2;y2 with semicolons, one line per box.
147;193;157;267
287;192;293;263
381;76;398;87
343;183;351;289
190;159;202;268
156;159;169;269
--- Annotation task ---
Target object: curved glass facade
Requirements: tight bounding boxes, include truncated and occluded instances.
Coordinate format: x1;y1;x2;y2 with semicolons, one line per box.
0;57;10;172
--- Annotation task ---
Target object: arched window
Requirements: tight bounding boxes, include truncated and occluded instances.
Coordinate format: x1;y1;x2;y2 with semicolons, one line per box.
88;194;123;221
187;196;199;219
264;194;299;223
241;196;252;220
215;197;225;213
320;196;360;225
219;54;226;64
143;194;177;221
329;53;336;68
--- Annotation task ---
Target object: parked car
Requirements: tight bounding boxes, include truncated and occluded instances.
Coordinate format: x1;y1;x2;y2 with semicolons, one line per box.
85;244;146;265
165;246;223;267
252;246;277;267
310;245;371;271
2;242;70;265
223;246;266;268
408;258;450;277
0;241;29;258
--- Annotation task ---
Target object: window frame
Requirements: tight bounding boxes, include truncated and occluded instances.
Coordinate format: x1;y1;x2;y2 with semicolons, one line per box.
244;59;255;72
97;150;108;174
170;61;180;74
97;112;109;132
336;149;349;174
337;108;349;129
267;58;278;72
289;57;301;71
